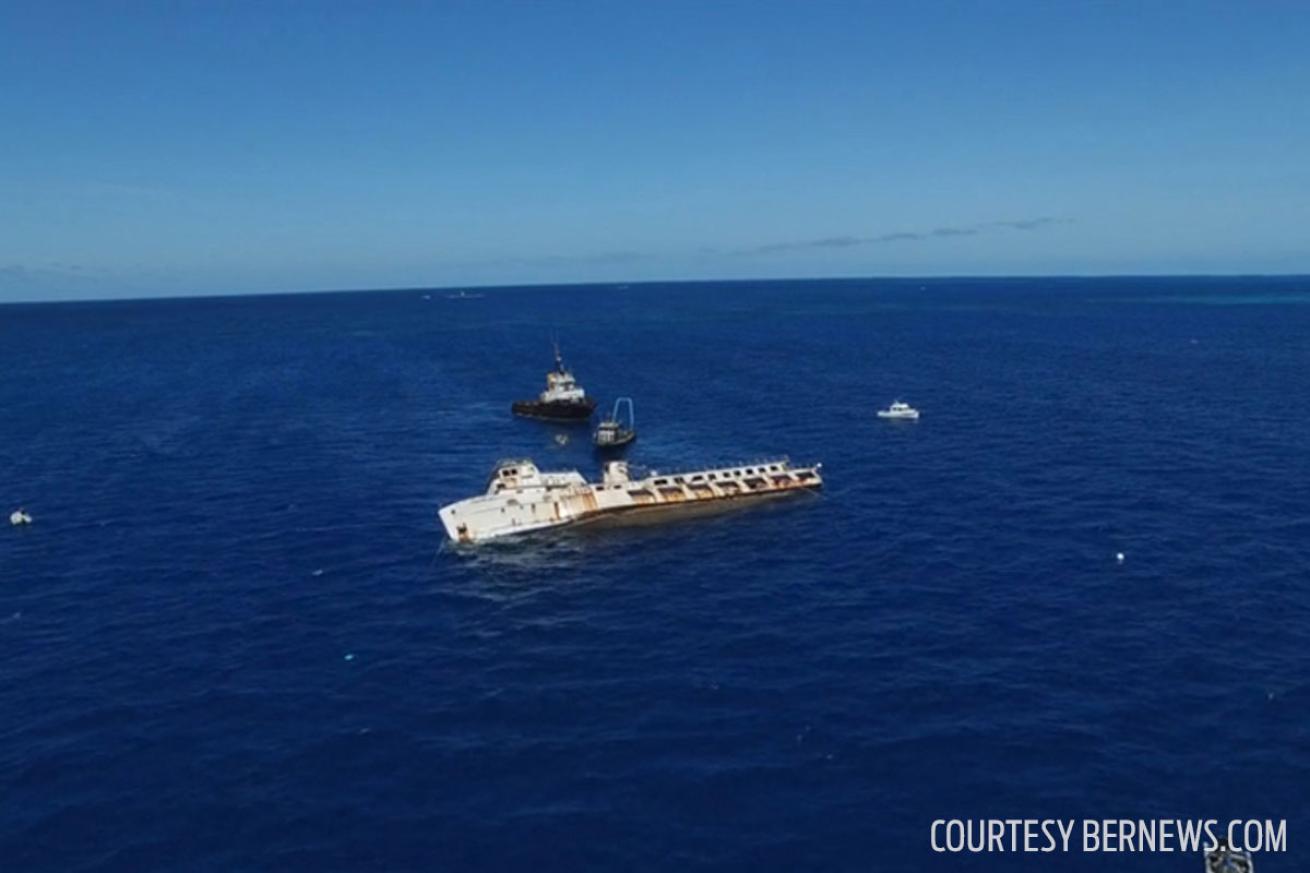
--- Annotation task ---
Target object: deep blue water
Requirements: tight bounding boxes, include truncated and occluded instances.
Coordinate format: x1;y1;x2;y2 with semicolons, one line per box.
2;277;1309;872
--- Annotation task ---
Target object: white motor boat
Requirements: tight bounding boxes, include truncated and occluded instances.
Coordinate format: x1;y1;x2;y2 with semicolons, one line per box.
877;400;920;420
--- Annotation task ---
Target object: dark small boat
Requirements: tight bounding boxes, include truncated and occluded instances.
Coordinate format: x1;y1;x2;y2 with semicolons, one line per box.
594;397;636;451
512;345;597;422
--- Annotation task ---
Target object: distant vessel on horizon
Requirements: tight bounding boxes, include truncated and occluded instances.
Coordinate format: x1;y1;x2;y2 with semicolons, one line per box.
446;289;484;300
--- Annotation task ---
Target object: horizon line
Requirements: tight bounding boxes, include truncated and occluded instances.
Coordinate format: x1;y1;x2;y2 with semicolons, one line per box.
3;271;1308;307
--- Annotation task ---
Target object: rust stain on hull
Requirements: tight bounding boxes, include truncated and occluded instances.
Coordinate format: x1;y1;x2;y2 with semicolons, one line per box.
439;457;823;543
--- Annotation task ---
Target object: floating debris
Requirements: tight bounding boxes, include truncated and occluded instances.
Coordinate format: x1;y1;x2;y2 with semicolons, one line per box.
1116;552;1125;563
344;653;356;662
312;568;324;577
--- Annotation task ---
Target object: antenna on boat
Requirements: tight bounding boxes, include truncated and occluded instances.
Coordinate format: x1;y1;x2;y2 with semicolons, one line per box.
613;396;634;429
552;336;566;373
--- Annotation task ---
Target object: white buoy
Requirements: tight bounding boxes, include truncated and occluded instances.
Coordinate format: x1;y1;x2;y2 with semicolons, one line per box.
9;509;32;526
1115;552;1125;563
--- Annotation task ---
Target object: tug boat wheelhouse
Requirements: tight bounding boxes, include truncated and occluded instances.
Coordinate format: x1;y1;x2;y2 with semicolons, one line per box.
511;345;598;421
439;457;823;544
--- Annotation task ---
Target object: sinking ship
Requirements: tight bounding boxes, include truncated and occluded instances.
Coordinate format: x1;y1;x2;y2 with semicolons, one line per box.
439;457;823;544
511;345;597;421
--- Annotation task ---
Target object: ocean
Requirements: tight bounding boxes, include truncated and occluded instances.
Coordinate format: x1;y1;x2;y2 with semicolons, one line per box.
2;276;1308;872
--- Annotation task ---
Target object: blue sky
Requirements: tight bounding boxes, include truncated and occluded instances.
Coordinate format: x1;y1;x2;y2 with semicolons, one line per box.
2;1;1308;301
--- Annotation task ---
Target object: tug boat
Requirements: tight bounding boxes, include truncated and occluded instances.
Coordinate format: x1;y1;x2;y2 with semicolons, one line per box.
593;397;636;451
511;345;598;421
877;400;920;420
439;457;823;544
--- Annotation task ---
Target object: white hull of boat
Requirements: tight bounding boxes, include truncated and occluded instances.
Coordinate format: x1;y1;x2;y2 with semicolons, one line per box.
439;459;822;544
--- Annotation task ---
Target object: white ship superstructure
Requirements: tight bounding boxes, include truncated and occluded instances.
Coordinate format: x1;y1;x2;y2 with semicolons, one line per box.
439;457;822;544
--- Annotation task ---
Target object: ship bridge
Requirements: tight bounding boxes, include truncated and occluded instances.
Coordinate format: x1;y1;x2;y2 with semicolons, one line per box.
485;459;585;494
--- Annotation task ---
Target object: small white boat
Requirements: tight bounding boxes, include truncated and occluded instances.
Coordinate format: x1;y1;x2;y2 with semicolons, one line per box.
877;400;920;420
9;509;33;526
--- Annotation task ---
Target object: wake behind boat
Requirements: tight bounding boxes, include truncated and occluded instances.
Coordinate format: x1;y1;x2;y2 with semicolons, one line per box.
439;457;822;544
511;345;598;421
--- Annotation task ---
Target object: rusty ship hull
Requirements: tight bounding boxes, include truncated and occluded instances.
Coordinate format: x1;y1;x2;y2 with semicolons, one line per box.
439;458;822;544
